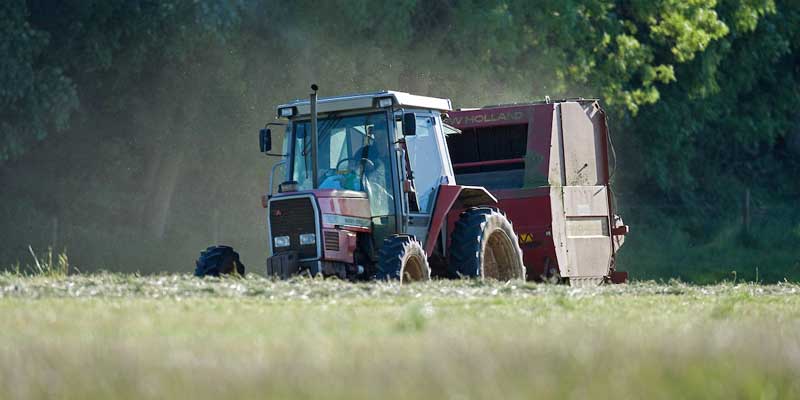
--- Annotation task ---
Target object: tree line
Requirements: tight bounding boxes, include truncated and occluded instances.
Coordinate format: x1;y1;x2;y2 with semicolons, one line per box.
1;0;798;280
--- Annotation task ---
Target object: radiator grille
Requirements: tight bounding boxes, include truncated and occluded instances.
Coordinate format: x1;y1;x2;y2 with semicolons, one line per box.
324;230;340;252
269;197;318;259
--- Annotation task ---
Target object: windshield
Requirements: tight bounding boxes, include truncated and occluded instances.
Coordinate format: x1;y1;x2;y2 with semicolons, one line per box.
290;112;395;216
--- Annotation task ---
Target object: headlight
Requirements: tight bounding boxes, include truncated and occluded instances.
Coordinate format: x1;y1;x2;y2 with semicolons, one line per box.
299;233;316;245
274;236;290;248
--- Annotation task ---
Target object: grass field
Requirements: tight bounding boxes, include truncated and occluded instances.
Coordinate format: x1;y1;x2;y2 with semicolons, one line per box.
1;274;799;399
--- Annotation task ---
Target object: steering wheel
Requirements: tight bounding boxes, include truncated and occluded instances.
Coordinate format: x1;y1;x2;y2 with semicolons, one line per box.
335;157;374;171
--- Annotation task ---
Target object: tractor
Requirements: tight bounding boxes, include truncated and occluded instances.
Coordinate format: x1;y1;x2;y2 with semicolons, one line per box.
195;86;525;282
194;86;628;285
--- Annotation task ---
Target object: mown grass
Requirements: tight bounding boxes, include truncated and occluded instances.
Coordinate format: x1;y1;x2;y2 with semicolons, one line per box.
1;274;799;399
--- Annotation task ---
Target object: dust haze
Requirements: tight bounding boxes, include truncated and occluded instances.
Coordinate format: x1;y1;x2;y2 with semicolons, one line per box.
0;22;588;274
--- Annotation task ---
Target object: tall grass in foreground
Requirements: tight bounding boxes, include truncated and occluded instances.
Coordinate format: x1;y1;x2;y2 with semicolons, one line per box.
12;246;72;277
0;276;799;399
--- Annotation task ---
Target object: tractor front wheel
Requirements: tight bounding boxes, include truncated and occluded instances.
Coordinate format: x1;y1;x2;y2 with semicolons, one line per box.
194;245;245;277
376;235;430;283
448;207;525;280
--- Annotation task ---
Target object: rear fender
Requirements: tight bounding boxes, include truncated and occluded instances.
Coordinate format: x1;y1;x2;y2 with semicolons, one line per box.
423;185;497;255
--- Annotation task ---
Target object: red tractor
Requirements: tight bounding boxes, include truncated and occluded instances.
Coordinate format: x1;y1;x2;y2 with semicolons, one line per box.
195;87;627;285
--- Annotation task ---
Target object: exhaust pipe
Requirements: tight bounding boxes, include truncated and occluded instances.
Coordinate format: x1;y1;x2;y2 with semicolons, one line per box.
310;84;319;189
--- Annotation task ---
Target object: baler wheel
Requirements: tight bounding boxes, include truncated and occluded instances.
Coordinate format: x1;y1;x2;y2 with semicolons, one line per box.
376;235;430;283
194;245;245;277
448;207;525;280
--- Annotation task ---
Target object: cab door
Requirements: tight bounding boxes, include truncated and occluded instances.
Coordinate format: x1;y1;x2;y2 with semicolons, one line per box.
396;111;455;245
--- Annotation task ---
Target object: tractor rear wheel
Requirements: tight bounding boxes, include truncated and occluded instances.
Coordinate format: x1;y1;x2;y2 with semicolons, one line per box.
448;207;525;280
194;245;245;277
376;235;430;283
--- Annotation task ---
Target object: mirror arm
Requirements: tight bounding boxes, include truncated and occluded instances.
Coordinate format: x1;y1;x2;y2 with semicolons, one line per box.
261;120;289;154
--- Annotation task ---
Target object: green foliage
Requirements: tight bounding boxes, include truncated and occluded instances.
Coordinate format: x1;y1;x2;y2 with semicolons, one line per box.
3;0;782;158
618;205;800;283
615;0;799;217
1;0;242;160
441;0;726;113
644;0;730;62
0;0;78;160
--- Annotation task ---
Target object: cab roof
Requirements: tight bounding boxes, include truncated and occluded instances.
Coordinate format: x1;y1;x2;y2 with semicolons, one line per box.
277;90;452;117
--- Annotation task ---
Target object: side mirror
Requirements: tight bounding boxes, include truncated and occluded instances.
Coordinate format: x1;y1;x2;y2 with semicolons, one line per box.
402;113;416;136
259;128;272;152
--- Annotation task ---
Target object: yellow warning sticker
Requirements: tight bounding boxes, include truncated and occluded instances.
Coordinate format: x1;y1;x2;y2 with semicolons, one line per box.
519;233;534;244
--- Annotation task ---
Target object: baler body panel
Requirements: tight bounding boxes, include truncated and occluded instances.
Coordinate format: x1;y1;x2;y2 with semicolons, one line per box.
446;100;625;281
491;187;555;279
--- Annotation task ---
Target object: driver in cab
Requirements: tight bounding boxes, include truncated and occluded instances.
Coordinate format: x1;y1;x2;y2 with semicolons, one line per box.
318;124;394;214
361;124;394;216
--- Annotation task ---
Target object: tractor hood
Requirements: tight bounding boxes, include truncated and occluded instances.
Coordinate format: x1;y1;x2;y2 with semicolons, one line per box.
272;189;372;232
